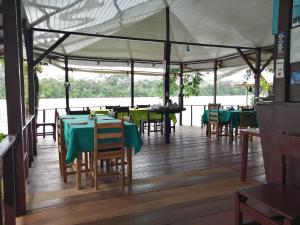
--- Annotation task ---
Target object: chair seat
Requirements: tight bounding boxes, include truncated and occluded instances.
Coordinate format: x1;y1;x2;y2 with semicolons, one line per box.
238;183;300;221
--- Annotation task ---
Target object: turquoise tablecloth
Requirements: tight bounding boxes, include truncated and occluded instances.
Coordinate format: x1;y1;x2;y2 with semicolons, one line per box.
60;114;143;163
201;109;258;128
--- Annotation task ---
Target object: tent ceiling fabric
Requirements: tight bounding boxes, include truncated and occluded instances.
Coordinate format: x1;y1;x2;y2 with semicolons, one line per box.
24;0;274;63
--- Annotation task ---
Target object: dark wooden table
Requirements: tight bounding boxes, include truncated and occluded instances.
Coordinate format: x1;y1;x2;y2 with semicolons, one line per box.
148;107;186;143
240;128;261;182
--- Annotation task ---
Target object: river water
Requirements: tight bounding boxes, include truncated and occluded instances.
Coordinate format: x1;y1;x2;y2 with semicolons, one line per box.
0;95;252;133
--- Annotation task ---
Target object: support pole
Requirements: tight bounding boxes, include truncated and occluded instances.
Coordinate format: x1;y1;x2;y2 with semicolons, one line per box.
65;57;70;114
179;63;184;126
163;7;171;144
24;25;37;159
213;60;218;104
131;60;134;108
254;49;261;100
3;0;26;218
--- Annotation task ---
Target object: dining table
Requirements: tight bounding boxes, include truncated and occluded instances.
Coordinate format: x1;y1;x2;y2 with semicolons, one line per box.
60;114;143;189
201;109;258;142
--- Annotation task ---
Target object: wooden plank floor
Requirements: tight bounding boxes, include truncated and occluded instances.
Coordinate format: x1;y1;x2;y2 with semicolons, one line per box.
17;126;265;225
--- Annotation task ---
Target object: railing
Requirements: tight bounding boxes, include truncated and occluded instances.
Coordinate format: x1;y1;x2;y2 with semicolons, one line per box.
36;104;240;138
0;135;16;225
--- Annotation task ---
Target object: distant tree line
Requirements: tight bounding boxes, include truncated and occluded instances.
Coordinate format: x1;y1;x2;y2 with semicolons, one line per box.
37;74;246;98
0;73;247;99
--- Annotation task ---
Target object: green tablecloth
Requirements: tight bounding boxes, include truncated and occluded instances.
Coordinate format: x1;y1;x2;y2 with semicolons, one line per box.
60;114;143;163
129;108;177;126
201;109;257;128
93;108;177;127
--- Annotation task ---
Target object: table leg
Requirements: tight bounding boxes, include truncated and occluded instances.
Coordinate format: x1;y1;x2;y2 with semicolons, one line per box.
241;134;249;182
229;123;234;142
77;153;82;189
164;112;170;143
127;147;132;181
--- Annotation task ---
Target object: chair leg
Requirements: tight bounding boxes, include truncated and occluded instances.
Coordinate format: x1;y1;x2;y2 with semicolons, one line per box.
94;154;98;190
58;152;62;177
76;153;82;190
84;152;88;171
216;123;220;141
62;153;67;183
122;153;125;185
53;126;56;141
148;120;150;136
235;192;243;225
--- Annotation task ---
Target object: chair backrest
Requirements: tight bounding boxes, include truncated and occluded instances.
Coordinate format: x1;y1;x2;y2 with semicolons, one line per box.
94;120;124;153
240;106;255;128
136;104;150;109
114;106;129;113
105;105;120;110
56;116;66;152
208;104;220;122
69;108;90;115
279;132;300;184
208;103;221;110
122;115;131;122
114;106;130;119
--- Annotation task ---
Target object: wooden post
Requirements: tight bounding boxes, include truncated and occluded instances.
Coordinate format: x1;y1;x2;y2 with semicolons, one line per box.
179;63;184;126
213;60;218;104
254;49;261;100
131;60;134;108
24;26;37;160
163;7;171;143
65;57;70;114
3;0;27;216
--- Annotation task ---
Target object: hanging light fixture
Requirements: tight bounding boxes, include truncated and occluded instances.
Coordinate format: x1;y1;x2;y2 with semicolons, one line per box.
186;44;190;52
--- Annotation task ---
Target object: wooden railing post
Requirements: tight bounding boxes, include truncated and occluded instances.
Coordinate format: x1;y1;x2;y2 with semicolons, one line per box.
190;105;193;126
42;109;46;138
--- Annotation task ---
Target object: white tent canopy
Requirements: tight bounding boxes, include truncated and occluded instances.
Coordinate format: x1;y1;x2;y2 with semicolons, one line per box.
24;0;274;64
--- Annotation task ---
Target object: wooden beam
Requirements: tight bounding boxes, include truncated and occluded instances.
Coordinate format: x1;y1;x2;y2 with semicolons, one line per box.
260;54;274;73
33;27;257;50
33;33;70;67
236;48;256;74
254;48;261;98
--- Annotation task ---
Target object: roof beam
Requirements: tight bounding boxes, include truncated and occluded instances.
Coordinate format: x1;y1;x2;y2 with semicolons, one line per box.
33;33;70;67
236;48;256;73
259;54;274;73
33;27;257;50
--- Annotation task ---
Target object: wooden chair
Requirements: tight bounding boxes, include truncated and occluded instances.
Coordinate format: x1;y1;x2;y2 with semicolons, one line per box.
37;108;57;141
114;106;130;119
56;114;76;183
69;107;90;115
57;114;90;187
240;106;256;129
235;132;300;225
207;104;221;140
90;120;125;190
145;111;163;136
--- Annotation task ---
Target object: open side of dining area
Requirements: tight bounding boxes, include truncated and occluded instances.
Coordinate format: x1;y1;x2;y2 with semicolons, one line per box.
1;0;300;225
